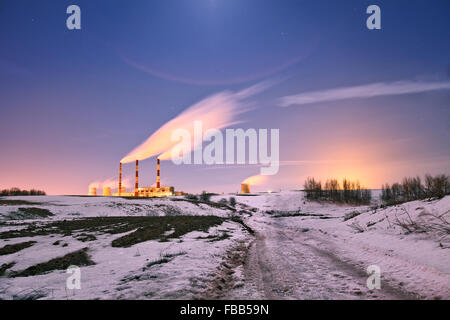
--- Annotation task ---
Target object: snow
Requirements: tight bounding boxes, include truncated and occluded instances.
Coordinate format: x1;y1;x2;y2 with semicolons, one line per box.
0;196;249;299
228;191;450;299
0;195;233;220
1;192;449;299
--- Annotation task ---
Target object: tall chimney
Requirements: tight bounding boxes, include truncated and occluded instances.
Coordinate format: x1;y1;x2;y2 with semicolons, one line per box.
156;158;160;188
118;162;122;196
135;160;139;197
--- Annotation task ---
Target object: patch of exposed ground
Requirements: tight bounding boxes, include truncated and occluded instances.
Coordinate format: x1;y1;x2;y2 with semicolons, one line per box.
0;199;46;206
200;241;250;299
9;248;94;278
0;241;36;255
0;262;15;276
199;218;254;299
0;216;226;248
3;207;54;220
266;210;330;219
170;198;236;212
230;217;255;235
111;216;225;247
196;231;231;242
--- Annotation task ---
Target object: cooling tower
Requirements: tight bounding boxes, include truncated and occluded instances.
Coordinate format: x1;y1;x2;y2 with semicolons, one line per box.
241;183;250;194
88;187;97;196
103;187;111;196
135;159;139;197
156;158;160;188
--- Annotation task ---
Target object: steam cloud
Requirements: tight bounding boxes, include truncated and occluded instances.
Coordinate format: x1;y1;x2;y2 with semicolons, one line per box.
121;81;273;163
89;178;130;190
242;174;268;186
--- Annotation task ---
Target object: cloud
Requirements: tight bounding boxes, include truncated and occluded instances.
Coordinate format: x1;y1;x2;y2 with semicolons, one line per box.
199;160;332;170
278;80;450;107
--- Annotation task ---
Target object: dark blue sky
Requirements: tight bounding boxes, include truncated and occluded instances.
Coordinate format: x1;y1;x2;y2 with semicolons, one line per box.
1;0;449;194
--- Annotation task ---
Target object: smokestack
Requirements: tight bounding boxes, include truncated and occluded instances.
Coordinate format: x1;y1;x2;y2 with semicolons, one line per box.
118;162;122;196
135;160;139;197
156;158;160;188
241;183;250;194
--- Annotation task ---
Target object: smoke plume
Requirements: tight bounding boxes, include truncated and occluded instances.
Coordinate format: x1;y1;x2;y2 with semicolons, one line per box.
121;81;272;163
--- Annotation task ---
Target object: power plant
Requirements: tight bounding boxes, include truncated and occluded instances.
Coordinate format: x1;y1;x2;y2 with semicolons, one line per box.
111;158;180;197
90;159;259;197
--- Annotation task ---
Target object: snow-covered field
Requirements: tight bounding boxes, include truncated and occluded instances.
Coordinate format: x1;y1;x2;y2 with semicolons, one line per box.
0;193;449;300
0;196;250;300
0;195;233;219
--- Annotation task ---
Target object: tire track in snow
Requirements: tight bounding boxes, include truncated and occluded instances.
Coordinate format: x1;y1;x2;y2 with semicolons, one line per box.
230;217;416;299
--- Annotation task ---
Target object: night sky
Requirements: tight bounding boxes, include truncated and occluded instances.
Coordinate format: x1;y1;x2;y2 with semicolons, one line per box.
1;0;449;194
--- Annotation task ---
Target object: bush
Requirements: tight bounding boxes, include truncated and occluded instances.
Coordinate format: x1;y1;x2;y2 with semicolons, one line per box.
0;188;46;196
425;174;450;199
381;174;450;205
304;177;371;205
304;177;322;200
199;191;212;202
229;197;236;208
184;194;198;201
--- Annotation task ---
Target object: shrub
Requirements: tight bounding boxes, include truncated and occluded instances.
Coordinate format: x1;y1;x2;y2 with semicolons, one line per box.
0;188;46;196
304;177;322;200
425;174;450;198
381;174;450;205
184;194;198;201
199;191;212;202
304;177;371;205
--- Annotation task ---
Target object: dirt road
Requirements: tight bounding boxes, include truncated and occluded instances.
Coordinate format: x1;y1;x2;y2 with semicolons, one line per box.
226;215;417;300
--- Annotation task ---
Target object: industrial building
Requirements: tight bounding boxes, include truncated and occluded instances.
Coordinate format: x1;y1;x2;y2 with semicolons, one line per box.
109;158;181;197
83;159;180;198
88;158;181;197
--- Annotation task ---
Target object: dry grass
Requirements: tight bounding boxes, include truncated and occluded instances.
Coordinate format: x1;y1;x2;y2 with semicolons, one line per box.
394;208;450;245
349;221;365;233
